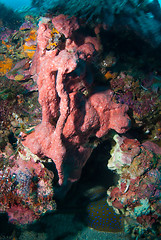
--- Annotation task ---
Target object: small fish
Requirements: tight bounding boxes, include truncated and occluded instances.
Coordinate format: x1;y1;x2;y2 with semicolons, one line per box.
83;186;107;202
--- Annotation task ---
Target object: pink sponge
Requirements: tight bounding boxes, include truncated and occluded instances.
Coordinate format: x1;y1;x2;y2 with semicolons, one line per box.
23;15;130;194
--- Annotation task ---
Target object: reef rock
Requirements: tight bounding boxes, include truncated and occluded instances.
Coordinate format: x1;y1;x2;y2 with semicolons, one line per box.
0;144;56;224
107;134;161;238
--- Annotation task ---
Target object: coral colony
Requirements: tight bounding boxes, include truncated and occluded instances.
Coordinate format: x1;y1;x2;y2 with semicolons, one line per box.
0;11;161;239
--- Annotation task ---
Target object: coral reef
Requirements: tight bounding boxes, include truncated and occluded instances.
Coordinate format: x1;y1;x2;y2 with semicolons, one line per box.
0;143;56;224
22;14;130;194
110;71;160;124
0;15;38;82
0;73;41;152
109;70;161;147
107;134;161;239
0;6;161;240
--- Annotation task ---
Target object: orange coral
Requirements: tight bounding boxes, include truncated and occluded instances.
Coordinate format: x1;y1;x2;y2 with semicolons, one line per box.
25;29;37;42
46;27;61;50
23;44;37;58
23;29;37;58
0;56;13;76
